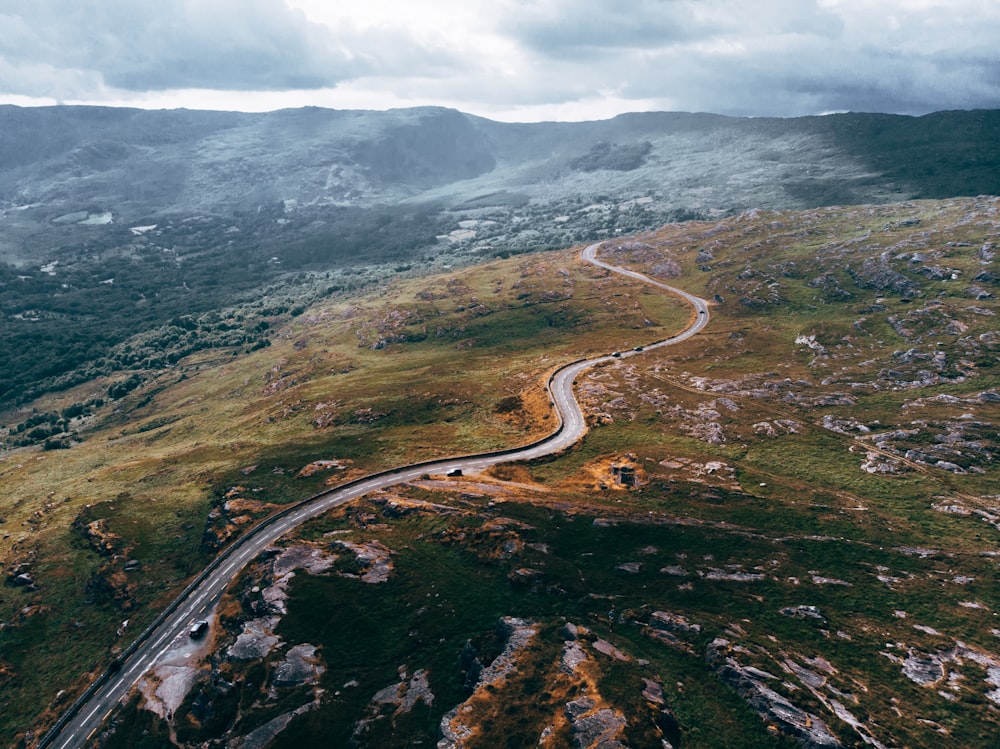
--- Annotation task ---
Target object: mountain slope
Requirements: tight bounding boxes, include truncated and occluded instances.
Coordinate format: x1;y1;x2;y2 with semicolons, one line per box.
3;106;1000;223
1;104;998;413
3;197;998;748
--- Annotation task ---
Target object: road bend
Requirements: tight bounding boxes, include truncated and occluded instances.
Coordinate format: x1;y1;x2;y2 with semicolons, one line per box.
39;242;710;748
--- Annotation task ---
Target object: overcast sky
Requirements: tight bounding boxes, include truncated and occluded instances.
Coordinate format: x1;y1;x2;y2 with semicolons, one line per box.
1;0;998;121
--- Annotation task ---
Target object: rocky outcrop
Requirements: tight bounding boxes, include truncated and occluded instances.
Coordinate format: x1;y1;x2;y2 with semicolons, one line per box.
438;618;538;749
353;668;435;744
330;539;395;583
847;252;921;297
77;517;123;557
227;616;282;661
884;642;1000;704
230;697;321;749
707;638;842;748
272;644;324;688
564;697;628;749
202;494;278;552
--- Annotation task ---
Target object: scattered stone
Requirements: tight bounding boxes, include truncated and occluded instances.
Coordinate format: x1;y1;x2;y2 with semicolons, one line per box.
273;644;325;688
508;567;544;585
702;569;766;582
780;606;828;624
10;573;35;588
295;459;348;478
811;575;851;586
561;622;590;640
893;546;943;558
659;565;688;576
959;601;989;610
592;639;630;662
642;678;665;704
650;611;701;634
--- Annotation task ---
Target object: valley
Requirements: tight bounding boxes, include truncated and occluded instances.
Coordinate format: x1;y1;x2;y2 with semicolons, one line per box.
2;105;999;420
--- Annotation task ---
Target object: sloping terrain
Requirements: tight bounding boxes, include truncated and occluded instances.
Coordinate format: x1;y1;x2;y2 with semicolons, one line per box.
2;197;998;747
1;106;999;414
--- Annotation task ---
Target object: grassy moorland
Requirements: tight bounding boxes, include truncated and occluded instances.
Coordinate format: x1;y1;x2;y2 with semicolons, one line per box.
3;197;1000;747
0;245;688;743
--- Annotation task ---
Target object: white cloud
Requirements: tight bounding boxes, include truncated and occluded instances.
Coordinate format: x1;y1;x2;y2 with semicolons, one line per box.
0;0;998;119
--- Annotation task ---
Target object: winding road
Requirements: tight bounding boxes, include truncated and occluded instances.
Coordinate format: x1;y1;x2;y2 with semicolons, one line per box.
39;242;711;748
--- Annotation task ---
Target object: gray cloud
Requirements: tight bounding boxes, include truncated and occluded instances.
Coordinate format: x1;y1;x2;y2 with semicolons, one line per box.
0;0;442;97
504;0;844;59
0;0;998;118
502;0;704;59
491;0;1000;116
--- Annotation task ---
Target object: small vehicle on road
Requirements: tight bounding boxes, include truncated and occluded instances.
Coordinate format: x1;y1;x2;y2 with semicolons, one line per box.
189;620;209;639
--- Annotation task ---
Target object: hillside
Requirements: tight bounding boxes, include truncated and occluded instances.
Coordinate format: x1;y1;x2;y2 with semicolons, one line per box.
1;106;999;415
3;197;998;747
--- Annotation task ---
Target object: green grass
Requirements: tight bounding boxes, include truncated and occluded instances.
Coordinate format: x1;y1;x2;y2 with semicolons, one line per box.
4;198;1000;746
168;504;813;747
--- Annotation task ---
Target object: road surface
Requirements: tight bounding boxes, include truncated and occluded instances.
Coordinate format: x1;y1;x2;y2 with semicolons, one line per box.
39;242;710;748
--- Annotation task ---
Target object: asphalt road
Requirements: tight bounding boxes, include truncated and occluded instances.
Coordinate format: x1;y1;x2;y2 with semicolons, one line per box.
40;242;710;748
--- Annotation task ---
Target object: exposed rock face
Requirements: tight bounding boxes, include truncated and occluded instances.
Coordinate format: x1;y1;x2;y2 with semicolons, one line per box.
331;539;395;583
564;697;628;749
273;644;325;688
561;641;589;675
263;543;339;614
592;639;630;662
885;642;1000;704
227;616;282;661
202;494;278;552
230;698;321;749
139;665;205;721
438;618;538;749
354;668;435;744
707;638;843;748
901;650;946;686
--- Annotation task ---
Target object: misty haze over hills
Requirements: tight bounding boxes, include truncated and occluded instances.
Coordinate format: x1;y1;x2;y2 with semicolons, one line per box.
3;105;999;242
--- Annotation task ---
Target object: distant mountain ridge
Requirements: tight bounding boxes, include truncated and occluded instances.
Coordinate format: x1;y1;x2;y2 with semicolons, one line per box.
2;105;998;224
0;104;998;409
